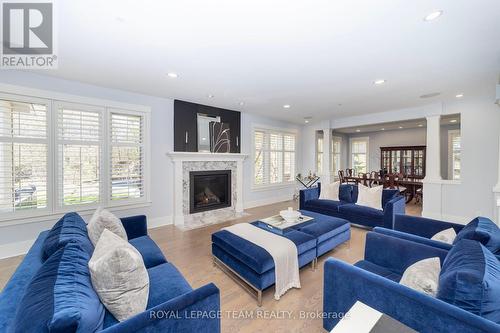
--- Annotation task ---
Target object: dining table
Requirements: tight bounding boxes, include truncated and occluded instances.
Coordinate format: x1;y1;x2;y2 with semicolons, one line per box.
343;176;423;204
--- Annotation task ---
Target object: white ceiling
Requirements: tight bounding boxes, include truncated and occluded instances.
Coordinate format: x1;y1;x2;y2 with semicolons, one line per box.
37;0;500;124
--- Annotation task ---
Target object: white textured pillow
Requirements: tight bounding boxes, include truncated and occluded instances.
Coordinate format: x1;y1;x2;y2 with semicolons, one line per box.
431;228;456;244
87;208;127;246
319;182;340;201
400;257;441;296
356;184;383;210
88;229;149;322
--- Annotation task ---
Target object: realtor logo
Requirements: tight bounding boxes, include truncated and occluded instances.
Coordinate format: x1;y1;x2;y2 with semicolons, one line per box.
1;1;57;68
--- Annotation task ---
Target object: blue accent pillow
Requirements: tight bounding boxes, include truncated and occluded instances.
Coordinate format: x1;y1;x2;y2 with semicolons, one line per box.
454;216;500;255
437;239;500;323
42;212;94;261
339;184;353;202
13;242;105;333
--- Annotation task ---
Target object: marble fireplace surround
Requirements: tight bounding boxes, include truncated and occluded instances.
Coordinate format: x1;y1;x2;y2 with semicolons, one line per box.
167;152;248;229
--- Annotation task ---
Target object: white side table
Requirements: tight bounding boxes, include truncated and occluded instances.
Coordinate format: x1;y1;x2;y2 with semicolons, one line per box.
331;301;416;333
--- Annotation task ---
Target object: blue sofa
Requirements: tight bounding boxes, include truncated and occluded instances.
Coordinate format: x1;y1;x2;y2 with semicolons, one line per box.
300;183;405;229
323;232;500;332
0;212;220;333
374;215;500;259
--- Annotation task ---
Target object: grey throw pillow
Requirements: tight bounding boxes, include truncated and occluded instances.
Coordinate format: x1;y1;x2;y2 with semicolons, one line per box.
431;228;457;244
87;208;127;246
88;229;149;322
400;257;441;296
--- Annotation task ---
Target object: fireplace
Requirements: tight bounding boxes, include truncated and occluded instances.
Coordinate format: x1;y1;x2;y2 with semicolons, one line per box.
189;170;231;214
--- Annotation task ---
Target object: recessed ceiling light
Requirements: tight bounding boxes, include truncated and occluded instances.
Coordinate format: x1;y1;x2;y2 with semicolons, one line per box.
450;119;457;123
373;79;386;85
398;126;403;129
207;94;214;98
283;104;291;109
455;93;464;98
167;72;178;78
304;116;312;123
424;10;443;22
304;120;309;124
239;102;245;106
418;124;423;127
356;129;361;133
381;128;385;131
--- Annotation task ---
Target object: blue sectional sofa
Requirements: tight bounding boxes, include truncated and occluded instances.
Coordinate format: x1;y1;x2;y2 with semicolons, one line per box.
300;183;405;229
0;212;220;333
323;232;500;333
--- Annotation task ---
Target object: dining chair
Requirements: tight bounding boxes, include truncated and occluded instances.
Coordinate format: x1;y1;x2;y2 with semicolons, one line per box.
369;171;379;187
338;170;345;183
345;169;356;184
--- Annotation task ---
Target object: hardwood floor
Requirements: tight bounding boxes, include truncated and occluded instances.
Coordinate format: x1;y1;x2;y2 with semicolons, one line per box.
0;200;422;333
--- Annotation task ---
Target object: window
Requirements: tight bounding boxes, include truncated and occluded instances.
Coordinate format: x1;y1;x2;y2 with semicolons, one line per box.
331;136;342;178
316;130;324;174
56;103;102;207
0;97;48;215
0;92;149;221
110;111;145;201
448;130;461;180
253;128;296;187
351;137;368;174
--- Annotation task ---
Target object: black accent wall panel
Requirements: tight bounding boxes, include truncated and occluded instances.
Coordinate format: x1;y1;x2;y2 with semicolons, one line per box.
173;100;241;153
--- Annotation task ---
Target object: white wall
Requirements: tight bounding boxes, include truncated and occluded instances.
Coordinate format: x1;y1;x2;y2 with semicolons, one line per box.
439;95;500;221
0;71;300;258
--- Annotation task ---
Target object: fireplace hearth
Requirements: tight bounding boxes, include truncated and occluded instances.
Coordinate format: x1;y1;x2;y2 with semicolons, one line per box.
189;170;231;214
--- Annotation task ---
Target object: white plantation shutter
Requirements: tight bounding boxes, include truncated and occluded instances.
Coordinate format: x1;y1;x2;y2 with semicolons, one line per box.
331;136;342;178
449;131;461;180
110;112;145;201
56;103;102;207
0;98;48;214
283;134;295;182
254;129;296;186
351;138;368;174
254;130;265;185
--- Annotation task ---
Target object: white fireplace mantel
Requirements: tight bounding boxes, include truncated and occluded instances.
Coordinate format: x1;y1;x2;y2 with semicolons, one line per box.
167;151;248;162
167;152;248;227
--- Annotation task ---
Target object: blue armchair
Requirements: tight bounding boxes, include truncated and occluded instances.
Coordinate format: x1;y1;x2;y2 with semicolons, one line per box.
374;214;465;251
323;232;500;332
374;215;500;260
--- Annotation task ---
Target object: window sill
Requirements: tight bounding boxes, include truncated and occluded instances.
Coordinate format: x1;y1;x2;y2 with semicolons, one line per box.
251;182;296;192
0;201;152;227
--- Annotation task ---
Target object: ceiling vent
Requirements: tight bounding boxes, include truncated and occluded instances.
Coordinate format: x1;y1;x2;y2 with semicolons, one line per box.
420;92;441;99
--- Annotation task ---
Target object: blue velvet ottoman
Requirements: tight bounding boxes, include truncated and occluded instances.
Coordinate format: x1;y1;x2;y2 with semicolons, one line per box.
211;221;316;306
293;210;351;257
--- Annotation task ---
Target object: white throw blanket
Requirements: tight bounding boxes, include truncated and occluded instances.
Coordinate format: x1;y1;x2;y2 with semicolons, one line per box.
223;223;301;300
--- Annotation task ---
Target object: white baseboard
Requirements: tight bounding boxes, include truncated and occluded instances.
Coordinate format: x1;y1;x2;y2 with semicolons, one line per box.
148;215;173;229
0;239;34;260
243;195;295;209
